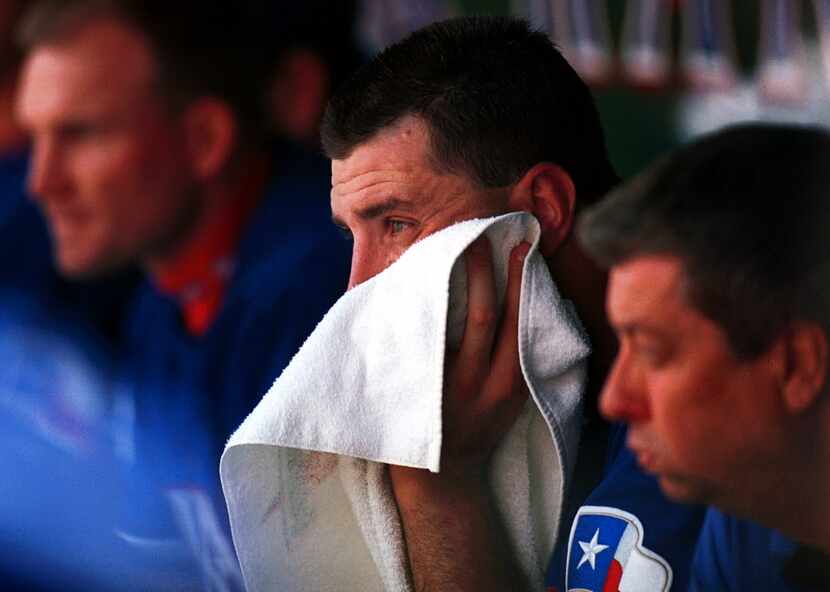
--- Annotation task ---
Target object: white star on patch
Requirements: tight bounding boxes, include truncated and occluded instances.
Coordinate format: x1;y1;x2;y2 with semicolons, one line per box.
577;528;609;570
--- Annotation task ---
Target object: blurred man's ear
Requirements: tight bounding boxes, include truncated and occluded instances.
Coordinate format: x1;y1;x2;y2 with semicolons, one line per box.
780;322;829;413
268;49;329;144
183;98;237;180
508;163;576;258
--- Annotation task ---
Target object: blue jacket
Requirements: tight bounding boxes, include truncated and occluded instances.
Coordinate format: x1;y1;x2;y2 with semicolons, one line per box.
117;146;351;589
0;149;137;590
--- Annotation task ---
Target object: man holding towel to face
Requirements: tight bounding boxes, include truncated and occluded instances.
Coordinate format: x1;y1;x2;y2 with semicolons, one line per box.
320;17;705;592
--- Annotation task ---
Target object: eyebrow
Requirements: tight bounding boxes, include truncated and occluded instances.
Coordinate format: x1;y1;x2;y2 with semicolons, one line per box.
331;196;414;228
615;323;670;342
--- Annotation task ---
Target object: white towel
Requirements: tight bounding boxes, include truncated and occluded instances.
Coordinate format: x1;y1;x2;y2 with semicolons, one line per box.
220;212;590;592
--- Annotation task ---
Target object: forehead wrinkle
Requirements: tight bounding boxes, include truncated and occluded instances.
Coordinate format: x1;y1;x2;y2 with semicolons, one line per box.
331;169;410;199
332;117;431;185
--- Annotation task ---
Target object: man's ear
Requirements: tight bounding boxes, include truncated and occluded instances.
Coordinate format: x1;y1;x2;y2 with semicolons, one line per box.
183;98;237;181
780;322;829;413
507;162;576;257
268;49;329;144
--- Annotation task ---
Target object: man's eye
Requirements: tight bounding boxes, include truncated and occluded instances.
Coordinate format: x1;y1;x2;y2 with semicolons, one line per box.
638;344;668;367
60;124;96;142
388;220;412;235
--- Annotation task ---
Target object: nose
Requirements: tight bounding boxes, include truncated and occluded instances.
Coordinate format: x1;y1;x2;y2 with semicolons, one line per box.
347;239;386;290
599;347;651;424
27;136;68;201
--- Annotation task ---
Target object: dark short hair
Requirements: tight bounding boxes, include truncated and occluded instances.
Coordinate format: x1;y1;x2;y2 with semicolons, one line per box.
17;0;289;147
321;16;618;203
579;123;830;359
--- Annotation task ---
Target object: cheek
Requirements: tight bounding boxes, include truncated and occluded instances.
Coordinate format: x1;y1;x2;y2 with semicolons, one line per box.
363;229;410;263
372;242;407;276
349;232;409;287
384;245;406;268
68;139;141;209
648;370;732;467
652;364;772;479
79;135;185;222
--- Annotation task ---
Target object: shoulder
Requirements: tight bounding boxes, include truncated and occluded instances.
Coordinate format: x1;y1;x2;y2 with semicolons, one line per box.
690;509;800;592
547;423;705;592
217;166;350;394
234;148;351;309
230;194;349;330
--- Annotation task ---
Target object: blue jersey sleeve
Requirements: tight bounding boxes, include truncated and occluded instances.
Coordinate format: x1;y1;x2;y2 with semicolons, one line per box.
547;423;705;592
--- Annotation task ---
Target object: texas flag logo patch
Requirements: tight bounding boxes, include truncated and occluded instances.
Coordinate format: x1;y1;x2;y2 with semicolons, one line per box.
565;506;672;592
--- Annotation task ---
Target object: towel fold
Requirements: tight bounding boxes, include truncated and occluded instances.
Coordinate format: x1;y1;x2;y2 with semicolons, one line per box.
220;212;590;591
